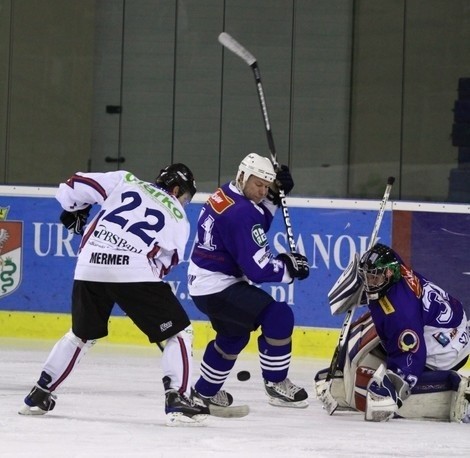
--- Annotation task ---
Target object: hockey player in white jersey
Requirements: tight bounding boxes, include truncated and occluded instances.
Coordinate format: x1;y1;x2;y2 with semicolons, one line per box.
18;164;212;426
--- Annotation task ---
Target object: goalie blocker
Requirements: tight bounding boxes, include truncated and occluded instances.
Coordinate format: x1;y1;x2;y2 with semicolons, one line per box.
327;253;365;316
315;312;470;422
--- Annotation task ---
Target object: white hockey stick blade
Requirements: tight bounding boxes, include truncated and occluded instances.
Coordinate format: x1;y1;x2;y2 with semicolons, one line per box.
209;404;250;418
320;386;339;415
218;32;256;66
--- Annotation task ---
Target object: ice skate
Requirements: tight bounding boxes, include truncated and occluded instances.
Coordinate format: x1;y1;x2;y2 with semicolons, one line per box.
163;376;209;426
18;385;57;416
164;390;210;426
264;378;309;408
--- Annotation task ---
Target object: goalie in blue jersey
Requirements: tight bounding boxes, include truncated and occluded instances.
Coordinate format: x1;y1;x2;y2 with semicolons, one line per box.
188;153;310;409
316;243;470;422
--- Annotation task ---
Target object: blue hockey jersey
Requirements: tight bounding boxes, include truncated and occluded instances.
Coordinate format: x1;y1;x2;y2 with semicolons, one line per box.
188;182;290;296
368;263;470;386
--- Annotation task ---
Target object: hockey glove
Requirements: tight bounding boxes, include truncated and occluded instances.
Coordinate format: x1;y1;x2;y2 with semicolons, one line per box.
368;373;401;407
365;365;410;422
267;165;294;206
275;165;294;194
60;205;92;235
277;252;309;280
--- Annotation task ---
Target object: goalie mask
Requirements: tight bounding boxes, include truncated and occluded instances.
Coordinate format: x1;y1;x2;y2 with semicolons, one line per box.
155;163;197;202
358;243;401;299
235;153;276;193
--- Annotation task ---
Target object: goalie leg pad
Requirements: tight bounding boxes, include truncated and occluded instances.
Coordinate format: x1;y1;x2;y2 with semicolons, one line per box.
354;366;375;412
315;368;353;414
397;370;466;421
450;375;470;423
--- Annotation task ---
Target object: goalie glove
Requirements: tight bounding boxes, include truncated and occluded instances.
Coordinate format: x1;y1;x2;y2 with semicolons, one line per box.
365;364;410;422
267;165;294;207
60;205;92;235
277;252;309;281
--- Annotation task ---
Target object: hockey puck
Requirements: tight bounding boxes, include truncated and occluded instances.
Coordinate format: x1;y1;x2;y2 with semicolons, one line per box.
237;370;251;381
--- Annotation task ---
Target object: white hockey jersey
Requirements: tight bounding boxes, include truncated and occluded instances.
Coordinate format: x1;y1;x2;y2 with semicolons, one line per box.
56;171;190;282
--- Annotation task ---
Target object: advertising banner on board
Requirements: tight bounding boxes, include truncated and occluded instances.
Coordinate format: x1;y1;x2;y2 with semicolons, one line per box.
410;211;470;314
0;192;393;329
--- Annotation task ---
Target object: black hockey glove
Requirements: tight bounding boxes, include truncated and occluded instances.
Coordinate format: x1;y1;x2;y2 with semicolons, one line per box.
275;165;294;194
60;205;92;235
267;165;294;207
277;252;309;281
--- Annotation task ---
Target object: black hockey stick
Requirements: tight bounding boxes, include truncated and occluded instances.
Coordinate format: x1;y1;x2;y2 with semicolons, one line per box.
218;32;296;254
321;176;395;414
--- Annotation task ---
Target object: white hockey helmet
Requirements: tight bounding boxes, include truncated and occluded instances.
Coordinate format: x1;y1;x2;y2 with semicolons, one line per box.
235;153;276;192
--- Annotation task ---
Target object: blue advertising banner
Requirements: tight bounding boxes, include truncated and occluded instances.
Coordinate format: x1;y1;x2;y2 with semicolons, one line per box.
0;192;392;329
411;211;470;310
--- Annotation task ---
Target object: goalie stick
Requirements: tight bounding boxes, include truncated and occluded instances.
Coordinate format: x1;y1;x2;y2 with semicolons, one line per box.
218;32;296;254
321;176;395;414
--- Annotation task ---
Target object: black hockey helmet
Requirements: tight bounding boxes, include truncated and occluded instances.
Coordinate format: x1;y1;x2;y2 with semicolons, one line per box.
155;163;197;200
358;243;401;297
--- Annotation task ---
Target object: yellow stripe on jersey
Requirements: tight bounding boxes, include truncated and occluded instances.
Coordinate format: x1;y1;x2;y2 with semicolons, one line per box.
378;296;395;314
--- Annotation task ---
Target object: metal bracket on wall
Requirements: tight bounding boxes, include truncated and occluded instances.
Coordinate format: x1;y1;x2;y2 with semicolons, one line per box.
105;156;125;163
106;105;122;114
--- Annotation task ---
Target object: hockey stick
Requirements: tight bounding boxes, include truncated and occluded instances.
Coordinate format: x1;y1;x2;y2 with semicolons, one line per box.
156;342;249;418
218;32;296;254
209;403;250;418
320;176;395;414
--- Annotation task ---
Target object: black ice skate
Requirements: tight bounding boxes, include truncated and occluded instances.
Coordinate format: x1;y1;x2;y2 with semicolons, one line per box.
18;385;57;416
264;378;309;408
163;376;209;426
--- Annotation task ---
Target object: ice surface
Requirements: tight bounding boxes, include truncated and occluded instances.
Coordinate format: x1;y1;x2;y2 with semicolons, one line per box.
1;338;469;458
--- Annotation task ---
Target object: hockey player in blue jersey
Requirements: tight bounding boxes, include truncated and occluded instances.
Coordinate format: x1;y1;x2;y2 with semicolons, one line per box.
316;243;470;422
188;153;310;408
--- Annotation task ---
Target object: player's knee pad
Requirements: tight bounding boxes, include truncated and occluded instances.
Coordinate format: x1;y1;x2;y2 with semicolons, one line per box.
167;325;194;347
64;329;96;351
258;301;294;339
178;325;194;343
42;330;96;391
214;334;250;359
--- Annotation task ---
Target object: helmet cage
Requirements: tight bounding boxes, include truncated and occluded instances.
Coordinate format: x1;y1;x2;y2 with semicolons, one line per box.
236;153;276;192
358;244;400;296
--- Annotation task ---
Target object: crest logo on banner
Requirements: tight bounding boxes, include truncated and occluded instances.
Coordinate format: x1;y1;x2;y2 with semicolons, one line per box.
0;206;23;298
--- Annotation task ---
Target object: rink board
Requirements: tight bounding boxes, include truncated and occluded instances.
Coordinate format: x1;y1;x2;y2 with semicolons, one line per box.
0;186;469;358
